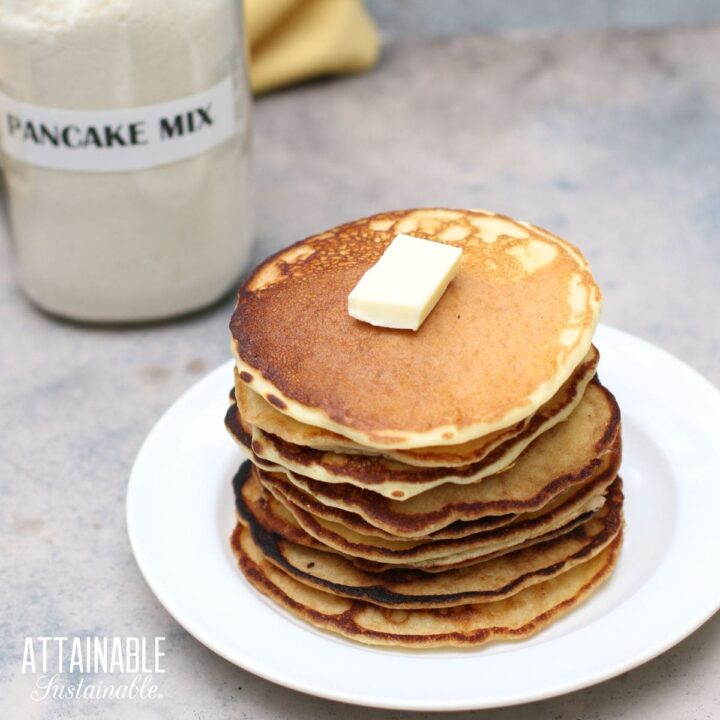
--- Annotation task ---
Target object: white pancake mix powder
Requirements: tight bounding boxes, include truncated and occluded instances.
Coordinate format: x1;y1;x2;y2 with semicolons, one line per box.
0;0;252;321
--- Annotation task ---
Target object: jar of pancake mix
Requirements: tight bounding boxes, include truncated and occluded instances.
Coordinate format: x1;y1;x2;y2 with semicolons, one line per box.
0;0;252;322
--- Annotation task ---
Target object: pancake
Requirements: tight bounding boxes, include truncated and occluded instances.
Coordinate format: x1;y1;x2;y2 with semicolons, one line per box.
230;208;602;450
271;432;620;545
237;462;613;568
240;466;610;574
230;520;623;647
368;515;603;573
259;453;618;542
226;406;254;450
262;479;607;568
257;382;621;537
247;357;598;501
226;404;518;514
237;476;623;608
233;345;599;468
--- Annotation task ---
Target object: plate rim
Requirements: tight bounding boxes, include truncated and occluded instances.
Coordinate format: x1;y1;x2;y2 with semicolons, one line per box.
126;324;720;711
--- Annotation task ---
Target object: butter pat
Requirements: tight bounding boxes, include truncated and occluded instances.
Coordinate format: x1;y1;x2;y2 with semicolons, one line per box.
348;234;463;330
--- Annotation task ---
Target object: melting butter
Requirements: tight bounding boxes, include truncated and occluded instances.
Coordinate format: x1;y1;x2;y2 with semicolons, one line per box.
348;234;463;331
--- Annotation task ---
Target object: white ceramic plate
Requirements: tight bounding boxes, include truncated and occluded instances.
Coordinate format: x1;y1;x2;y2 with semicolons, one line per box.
126;325;720;711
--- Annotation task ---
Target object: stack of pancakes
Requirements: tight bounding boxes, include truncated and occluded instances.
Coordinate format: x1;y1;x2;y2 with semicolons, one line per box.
226;208;623;648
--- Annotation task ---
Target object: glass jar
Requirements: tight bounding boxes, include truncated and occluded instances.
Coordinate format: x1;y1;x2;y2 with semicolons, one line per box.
0;0;252;322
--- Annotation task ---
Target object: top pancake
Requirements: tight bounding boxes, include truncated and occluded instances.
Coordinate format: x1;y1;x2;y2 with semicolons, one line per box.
232;345;599;470
231;208;602;449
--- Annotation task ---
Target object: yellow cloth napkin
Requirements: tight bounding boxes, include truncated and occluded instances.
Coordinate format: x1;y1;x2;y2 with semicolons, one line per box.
246;0;380;94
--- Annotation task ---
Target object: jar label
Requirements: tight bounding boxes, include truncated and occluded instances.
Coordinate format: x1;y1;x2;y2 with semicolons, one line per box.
0;76;237;172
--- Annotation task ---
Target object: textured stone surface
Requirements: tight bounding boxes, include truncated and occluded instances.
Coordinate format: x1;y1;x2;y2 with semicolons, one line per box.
2;24;719;720
367;0;720;35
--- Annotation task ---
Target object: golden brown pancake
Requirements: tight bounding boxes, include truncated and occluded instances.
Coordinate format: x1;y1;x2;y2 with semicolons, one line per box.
236;462;614;569
259;455;618;542
231;520;623;647
233;346;599;468
230;208;602;449
226;356;604;502
236;474;623;608
262;480;606;568
239;464;611;574
253;382;621;537
362;516;607;573
246;361;597;501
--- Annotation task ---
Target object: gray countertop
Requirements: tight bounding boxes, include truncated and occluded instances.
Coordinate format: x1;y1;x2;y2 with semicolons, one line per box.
3;24;720;720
